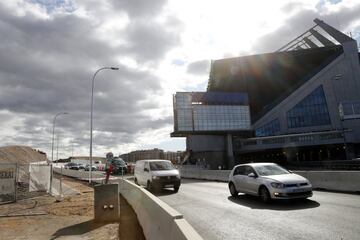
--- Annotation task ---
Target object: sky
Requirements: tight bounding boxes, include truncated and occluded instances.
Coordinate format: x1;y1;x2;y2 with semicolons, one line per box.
0;0;360;159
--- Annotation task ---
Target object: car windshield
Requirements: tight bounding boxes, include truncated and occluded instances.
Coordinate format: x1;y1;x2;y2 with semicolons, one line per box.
150;161;174;171
254;164;289;176
113;159;126;166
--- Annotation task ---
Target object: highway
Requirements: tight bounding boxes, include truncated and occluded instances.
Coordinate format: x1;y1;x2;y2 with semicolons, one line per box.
156;179;360;240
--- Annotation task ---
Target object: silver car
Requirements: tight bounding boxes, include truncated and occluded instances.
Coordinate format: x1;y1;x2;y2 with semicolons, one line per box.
228;163;313;202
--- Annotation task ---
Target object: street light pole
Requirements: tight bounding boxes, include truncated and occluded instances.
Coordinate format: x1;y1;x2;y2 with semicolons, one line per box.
51;112;69;162
89;67;119;184
50;112;68;195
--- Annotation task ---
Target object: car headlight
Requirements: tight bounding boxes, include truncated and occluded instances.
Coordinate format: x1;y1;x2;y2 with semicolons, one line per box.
176;175;181;179
152;176;159;180
271;182;285;188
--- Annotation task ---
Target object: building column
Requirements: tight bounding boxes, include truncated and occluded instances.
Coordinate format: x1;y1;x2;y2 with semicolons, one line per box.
226;134;234;169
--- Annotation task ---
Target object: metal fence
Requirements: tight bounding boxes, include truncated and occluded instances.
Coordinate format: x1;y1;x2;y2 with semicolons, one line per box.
0;163;51;204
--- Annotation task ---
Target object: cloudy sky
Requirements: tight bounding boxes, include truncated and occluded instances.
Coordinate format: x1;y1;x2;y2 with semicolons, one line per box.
0;0;360;159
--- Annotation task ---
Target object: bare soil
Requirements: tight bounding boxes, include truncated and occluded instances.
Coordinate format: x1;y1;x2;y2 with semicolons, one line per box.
0;145;47;164
0;175;144;240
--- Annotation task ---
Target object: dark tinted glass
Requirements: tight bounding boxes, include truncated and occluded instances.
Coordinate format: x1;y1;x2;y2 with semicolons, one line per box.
255;118;280;137
150;161;174;171
286;85;330;128
234;166;246;175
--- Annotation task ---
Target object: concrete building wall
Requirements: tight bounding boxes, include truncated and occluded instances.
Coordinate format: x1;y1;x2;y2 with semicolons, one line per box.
187;135;226;152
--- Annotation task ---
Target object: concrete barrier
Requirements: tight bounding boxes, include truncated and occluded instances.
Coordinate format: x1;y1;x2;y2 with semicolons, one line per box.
53;167;106;183
54;168;203;240
294;171;360;192
179;168;360;192
119;179;203;240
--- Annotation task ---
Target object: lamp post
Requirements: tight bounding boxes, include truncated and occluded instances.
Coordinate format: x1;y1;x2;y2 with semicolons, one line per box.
50;112;68;195
51;112;69;162
89;67;119;184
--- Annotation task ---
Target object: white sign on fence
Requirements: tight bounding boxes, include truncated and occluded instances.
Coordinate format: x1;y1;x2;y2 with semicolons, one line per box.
0;163;16;203
29;164;51;192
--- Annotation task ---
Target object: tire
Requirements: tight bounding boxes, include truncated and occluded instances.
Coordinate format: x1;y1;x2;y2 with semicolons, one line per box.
147;181;152;191
259;186;271;203
229;182;238;197
174;186;180;192
134;178;139;185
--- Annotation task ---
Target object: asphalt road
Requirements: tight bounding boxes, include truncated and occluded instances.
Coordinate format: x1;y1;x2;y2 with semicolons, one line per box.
156;179;360;240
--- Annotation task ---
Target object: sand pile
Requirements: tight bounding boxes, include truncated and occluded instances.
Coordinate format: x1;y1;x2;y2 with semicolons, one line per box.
0;145;48;164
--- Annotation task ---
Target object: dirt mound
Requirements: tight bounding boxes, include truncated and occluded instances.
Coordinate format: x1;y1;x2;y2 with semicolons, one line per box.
0;145;48;164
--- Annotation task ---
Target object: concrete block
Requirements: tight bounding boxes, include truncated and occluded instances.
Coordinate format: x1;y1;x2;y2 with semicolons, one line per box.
171;219;203;240
119;179;203;240
94;183;119;222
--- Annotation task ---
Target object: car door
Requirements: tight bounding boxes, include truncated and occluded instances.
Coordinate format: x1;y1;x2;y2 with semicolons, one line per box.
137;162;145;185
143;161;151;184
232;166;246;193
243;166;260;195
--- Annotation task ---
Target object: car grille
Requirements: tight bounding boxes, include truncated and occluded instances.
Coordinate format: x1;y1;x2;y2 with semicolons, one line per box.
287;191;312;197
285;182;308;188
159;176;177;180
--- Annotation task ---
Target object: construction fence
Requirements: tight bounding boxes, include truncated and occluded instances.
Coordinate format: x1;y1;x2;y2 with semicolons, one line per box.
0;162;51;204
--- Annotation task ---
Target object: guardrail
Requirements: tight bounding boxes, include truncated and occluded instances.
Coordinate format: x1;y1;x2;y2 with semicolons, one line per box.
179;167;360;192
119;179;203;240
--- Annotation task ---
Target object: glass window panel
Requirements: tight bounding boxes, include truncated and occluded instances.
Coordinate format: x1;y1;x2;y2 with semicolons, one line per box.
286;86;330;128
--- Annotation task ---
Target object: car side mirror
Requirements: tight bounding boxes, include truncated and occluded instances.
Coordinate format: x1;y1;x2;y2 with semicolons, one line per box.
144;168;149;172
248;173;256;178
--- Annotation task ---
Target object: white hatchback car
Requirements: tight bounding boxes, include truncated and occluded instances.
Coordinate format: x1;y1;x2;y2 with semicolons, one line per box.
228;163;312;202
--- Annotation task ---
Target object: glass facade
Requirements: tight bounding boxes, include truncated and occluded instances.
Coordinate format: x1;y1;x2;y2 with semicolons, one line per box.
175;93;193;131
174;92;251;132
286;86;330;128
193;105;251;131
255;119;280;137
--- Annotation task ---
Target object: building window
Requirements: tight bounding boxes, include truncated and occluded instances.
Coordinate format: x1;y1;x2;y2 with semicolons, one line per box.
255;119;280;137
286;86;330;128
341;101;360;116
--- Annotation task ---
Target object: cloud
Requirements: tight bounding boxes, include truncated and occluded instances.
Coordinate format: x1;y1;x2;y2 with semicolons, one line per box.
121;17;183;63
0;0;182;158
111;0;167;18
187;60;210;75
252;1;360;53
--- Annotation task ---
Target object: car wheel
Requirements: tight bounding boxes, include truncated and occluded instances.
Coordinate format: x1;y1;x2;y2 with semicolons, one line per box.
259;186;271;203
134;178;139;185
147;181;152;191
174;186;179;192
229;182;238;197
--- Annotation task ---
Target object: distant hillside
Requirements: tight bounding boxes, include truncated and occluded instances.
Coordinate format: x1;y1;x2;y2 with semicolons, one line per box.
71;156;105;161
0;145;48;164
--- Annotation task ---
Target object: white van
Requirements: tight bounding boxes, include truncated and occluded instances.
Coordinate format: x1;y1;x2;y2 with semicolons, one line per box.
134;160;181;192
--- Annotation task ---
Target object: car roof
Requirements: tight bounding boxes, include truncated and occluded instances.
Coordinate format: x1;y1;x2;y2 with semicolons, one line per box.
136;159;171;163
233;162;278;168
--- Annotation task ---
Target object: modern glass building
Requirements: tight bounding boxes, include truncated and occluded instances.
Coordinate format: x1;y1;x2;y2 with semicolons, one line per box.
172;19;360;169
173;92;251;133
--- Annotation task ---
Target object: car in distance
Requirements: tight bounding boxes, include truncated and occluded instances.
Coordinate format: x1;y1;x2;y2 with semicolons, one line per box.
78;164;85;170
228;163;312;202
64;162;79;170
84;164;97;171
111;157;127;175
134;160;181;192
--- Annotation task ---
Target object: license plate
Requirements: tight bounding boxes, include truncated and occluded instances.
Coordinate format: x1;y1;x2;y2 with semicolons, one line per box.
165;184;173;188
292;188;306;193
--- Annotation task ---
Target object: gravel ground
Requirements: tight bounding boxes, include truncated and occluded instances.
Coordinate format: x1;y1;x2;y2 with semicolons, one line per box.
0;176;120;240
